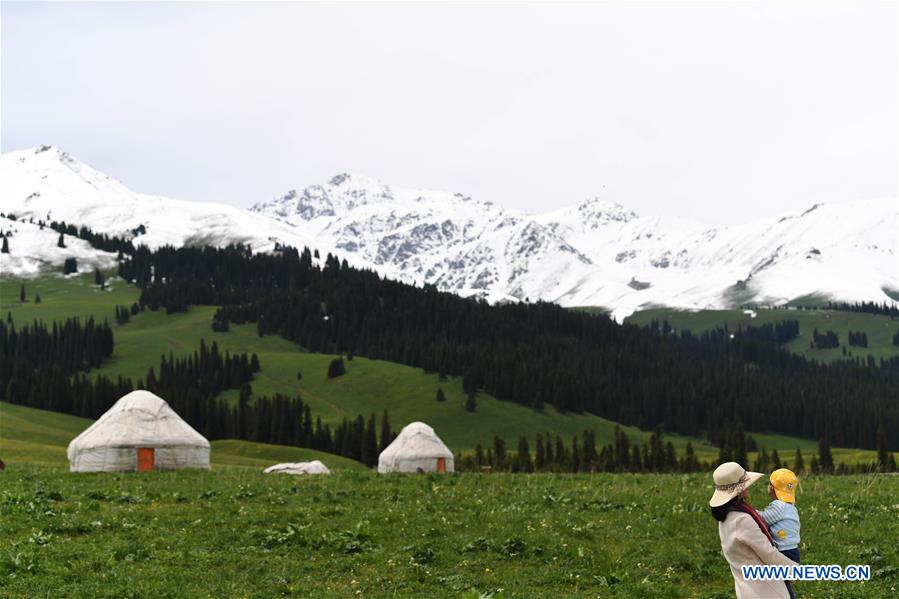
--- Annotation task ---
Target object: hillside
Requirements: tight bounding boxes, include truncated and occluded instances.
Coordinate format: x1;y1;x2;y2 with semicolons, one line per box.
2;146;896;318
0;273;882;466
626;307;899;364
0;401;365;470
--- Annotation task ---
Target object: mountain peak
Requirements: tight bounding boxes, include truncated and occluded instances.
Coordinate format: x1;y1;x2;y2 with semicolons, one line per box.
328;172;387;189
576;197;638;225
0;145;132;197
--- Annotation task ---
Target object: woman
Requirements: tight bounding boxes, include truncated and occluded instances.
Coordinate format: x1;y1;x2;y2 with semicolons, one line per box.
710;462;798;598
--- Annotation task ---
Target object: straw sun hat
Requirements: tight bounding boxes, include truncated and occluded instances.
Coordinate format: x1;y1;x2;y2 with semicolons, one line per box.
709;462;764;507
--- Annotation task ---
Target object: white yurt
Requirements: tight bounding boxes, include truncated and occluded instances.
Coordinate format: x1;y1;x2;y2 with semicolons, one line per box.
378;421;454;473
263;460;331;475
67;390;210;472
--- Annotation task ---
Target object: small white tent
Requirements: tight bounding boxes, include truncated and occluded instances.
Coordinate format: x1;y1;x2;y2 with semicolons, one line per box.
378;421;454;473
263;460;331;475
67;390;210;472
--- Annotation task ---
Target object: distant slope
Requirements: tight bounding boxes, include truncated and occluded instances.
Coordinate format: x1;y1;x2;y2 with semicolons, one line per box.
0;402;366;470
0;400;93;463
626;307;899;364
0;273;881;465
1;275;720;454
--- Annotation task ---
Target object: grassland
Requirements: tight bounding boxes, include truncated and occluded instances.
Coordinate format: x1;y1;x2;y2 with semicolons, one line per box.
626;307;899;364
0;274;880;464
2;275;896;597
1;463;897;598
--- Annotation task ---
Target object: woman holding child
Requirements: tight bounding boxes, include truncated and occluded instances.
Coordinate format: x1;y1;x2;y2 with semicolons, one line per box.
710;462;800;598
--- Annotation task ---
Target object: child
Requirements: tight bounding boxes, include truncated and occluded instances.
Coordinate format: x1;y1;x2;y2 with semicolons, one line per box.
759;468;800;598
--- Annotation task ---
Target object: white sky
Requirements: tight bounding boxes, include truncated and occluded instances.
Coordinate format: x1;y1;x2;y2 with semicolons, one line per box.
1;1;896;224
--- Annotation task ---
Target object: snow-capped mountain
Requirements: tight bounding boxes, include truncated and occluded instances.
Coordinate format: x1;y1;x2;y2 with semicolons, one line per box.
0;145;322;276
251;172;898;318
1;145;896;319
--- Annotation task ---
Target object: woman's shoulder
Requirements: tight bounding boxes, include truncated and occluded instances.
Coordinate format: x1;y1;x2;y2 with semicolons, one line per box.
720;510;751;529
724;509;750;521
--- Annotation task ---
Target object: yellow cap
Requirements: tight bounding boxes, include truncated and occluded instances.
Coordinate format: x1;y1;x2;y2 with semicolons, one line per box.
770;468;798;503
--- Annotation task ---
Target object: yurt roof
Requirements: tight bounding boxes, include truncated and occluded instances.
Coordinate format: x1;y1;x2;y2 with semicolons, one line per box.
67;390;209;457
379;421;452;460
263;460;331;474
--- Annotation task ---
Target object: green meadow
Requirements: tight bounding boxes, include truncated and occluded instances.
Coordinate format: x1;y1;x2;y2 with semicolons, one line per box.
1;463;897;598
625;307;899;364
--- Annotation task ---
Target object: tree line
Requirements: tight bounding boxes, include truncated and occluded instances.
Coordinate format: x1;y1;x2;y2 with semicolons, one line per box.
459;426;704;474
811;328;839;349
847;331;868;348
824;300;899;319
45;220;137;256
645;319;800;346
115;244;899;451
0;313;397;466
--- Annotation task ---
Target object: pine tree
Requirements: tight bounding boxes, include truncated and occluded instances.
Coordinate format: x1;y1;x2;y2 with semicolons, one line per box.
876;422;890;472
238;383;251;438
464;392;477;412
379;410;392;453
718;434;732;465
665;442;677;471
327;357;346;378
793;448;805;474
517;436;533;473
753;448;770;473
1;236;8;253
436;388;446;402
733;421;748;468
63;257;78;275
34;291;41;304
493;436;507;469
683;442;699;472
362;413;378;467
583;430;598;471
571;435;581;473
535;434;545;470
19;284;25;303
770;449;782;470
818;436;834;473
57;233;66;248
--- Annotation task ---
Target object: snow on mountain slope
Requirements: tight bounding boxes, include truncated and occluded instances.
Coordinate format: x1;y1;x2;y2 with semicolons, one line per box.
1;146;895;319
531;196;899;317
253;174;898;319
0;146;321;258
0;216;118;277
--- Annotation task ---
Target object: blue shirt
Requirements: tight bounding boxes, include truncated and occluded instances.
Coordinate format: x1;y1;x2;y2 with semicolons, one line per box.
758;499;800;551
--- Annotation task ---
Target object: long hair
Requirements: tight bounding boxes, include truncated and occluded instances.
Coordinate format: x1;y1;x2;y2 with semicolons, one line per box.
711;495;742;522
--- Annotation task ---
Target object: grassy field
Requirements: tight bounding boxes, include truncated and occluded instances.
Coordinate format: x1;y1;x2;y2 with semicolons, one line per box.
626;307;899;364
0;274;880;464
2;275;896;597
1;464;896;598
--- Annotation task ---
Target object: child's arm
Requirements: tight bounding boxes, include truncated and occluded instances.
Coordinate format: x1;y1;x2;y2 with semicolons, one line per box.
757;500;786;526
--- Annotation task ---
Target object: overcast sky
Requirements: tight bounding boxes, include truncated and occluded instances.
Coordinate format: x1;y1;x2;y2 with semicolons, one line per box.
2;1;896;224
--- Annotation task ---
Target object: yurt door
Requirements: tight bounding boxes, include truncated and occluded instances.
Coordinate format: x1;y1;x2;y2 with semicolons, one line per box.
137;448;155;472
436;458;446;473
